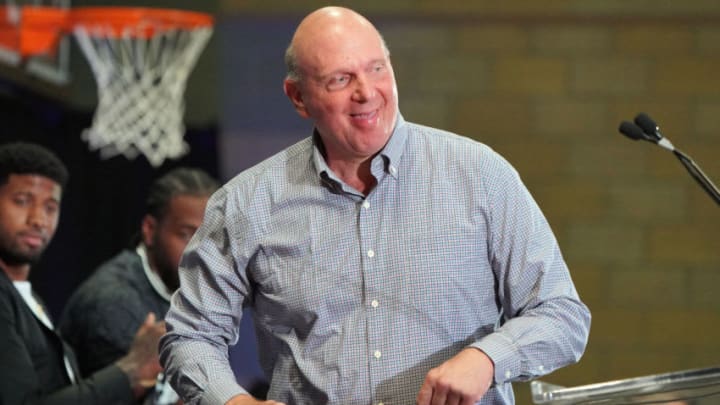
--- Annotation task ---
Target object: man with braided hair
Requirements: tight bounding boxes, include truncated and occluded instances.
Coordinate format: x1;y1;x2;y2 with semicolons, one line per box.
60;167;219;404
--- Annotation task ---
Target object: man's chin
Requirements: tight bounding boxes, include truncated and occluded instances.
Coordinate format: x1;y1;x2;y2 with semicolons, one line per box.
157;267;180;293
0;247;43;267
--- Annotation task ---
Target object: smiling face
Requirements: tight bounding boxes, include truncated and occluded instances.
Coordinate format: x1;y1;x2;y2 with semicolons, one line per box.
0;174;61;271
284;7;399;167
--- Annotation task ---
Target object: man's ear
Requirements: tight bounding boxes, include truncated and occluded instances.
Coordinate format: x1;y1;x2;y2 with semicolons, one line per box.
140;214;157;248
284;78;310;118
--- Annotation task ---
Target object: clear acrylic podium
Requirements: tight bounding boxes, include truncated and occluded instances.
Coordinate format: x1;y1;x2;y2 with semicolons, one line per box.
531;366;720;404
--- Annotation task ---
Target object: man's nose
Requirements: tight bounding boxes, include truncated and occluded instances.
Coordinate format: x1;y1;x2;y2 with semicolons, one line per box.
351;75;375;102
27;205;50;229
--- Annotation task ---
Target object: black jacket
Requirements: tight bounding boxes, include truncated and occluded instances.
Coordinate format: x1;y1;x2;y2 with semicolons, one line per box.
0;270;133;405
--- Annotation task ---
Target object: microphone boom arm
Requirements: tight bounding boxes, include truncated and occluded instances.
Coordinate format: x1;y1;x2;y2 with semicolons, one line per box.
672;148;720;205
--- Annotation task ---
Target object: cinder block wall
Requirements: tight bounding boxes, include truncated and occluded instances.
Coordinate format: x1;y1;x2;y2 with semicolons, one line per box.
224;1;720;402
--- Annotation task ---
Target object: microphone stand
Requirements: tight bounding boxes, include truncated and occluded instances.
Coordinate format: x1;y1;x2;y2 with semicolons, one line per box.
619;116;720;206
672;148;720;205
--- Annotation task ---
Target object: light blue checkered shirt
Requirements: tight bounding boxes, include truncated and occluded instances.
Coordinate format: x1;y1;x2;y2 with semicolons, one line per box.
160;114;591;405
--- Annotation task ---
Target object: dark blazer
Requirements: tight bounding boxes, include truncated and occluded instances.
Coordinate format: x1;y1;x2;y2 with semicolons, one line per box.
0;270;134;405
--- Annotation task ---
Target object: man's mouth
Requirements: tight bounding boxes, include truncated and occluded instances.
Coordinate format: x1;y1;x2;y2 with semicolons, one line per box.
350;109;378;120
19;233;45;249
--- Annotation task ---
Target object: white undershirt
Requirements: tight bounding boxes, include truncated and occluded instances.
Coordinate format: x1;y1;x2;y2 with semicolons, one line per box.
135;245;179;404
136;245;173;302
13;280;77;384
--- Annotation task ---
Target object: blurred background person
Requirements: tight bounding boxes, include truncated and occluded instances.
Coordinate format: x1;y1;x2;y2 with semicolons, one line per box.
0;141;165;405
60;167;219;404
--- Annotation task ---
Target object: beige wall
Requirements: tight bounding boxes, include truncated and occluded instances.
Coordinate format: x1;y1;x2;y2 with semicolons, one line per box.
223;1;720;403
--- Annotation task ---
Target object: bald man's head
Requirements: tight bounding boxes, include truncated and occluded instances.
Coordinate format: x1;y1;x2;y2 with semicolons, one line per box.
281;6;399;169
285;7;389;82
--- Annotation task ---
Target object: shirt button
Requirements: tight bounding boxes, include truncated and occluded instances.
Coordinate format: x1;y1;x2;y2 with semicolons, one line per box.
362;201;370;209
505;370;511;379
367;250;375;258
371;300;379;308
374;350;382;359
389;165;397;175
538;365;544;372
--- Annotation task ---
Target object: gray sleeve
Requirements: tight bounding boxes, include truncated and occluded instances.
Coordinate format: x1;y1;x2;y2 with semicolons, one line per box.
159;187;252;404
471;152;591;384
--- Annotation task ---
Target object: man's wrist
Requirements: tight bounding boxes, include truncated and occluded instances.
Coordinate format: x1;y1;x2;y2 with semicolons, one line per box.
465;347;496;388
116;357;154;398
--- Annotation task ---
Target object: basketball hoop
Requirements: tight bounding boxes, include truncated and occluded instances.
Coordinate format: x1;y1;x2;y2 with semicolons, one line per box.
71;7;213;167
2;6;213;167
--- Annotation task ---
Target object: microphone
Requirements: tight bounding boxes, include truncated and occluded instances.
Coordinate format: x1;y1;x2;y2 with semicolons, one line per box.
617;113;720;205
633;112;675;151
634;113;660;138
618;121;651;141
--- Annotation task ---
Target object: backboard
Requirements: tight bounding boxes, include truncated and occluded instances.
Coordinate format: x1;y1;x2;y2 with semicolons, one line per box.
0;0;70;85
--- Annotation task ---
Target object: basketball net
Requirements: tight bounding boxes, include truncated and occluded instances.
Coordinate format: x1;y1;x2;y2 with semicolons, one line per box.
74;21;212;167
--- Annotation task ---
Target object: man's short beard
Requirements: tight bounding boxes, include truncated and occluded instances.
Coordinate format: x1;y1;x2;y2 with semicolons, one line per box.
157;262;180;292
0;245;42;267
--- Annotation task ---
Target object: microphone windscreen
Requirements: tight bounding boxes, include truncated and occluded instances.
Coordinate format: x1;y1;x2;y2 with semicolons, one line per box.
634;112;657;135
618;121;647;140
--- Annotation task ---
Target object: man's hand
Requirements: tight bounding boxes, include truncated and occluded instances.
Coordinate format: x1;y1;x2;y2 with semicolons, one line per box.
116;312;166;398
416;348;495;405
225;394;286;405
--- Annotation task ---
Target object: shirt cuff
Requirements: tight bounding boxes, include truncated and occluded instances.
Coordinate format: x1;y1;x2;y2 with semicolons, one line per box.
471;331;521;385
201;376;248;405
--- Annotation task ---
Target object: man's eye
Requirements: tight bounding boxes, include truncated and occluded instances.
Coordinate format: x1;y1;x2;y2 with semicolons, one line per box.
45;203;59;215
328;75;350;90
368;62;386;76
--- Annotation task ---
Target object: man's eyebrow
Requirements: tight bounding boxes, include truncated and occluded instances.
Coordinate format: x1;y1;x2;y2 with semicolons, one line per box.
316;59;388;79
318;70;346;79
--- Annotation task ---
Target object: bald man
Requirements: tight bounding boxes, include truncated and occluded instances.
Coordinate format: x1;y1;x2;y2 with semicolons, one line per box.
160;7;591;405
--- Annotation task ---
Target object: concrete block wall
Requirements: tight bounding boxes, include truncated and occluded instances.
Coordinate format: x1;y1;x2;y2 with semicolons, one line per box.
223;1;720;402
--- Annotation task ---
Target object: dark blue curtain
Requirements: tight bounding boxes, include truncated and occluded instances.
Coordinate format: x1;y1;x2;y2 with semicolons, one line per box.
0;81;220;319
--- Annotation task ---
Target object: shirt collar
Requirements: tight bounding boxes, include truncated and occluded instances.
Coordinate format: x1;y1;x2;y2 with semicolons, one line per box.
136;244;173;302
379;112;407;180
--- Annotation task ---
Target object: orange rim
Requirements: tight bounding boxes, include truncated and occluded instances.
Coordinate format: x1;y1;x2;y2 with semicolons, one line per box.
6;6;68;57
71;7;213;38
3;6;213;56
